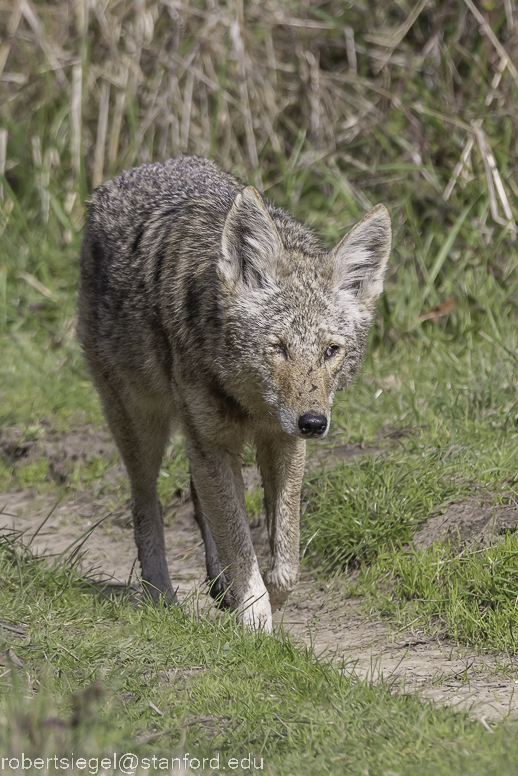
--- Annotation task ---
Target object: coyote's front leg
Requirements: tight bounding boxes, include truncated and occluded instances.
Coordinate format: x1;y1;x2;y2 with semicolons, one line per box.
185;435;272;632
256;433;306;610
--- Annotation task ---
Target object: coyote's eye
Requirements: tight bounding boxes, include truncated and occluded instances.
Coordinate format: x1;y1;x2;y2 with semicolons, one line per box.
272;343;288;360
324;344;340;360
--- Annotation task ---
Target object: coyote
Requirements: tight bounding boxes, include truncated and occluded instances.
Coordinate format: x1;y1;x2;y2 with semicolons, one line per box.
78;155;391;632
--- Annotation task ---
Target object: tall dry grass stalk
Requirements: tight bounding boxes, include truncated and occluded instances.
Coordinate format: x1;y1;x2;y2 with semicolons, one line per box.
0;0;516;236
0;128;7;200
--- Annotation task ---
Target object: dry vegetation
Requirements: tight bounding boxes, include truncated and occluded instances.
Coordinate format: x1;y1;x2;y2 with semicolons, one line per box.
0;0;517;244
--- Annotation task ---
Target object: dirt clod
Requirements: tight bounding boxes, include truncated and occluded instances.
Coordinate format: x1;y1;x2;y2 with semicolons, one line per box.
413;500;518;550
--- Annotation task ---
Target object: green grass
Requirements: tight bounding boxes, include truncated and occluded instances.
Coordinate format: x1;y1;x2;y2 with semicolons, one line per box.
303;450;470;568
349;534;518;655
3;534;518;775
245;487;264;520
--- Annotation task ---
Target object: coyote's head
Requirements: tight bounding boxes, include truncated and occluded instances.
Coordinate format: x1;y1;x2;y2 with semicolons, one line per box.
217;187;391;438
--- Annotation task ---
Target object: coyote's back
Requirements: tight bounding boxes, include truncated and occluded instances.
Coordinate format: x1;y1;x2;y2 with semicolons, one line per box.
78;155;392;632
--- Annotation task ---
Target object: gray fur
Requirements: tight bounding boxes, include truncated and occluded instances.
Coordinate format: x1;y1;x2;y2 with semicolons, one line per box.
77;155;391;632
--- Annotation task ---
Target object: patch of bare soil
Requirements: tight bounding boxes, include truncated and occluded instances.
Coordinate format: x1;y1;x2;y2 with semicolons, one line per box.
1;432;517;722
413;500;518;549
308;441;383;465
0;425;123;485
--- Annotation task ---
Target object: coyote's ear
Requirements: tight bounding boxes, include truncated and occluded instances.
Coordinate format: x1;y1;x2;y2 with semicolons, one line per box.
219;186;284;289
330;204;391;306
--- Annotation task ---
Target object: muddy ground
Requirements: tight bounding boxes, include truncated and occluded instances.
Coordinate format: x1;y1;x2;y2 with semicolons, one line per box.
1;427;518;723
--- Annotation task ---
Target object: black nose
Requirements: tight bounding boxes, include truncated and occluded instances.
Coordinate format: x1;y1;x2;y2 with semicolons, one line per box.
298;413;327;436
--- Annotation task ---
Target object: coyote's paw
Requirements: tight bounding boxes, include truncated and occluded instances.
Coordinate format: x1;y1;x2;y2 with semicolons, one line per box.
206;572;232;609
141;574;179;606
239;597;273;634
263;567;298;611
237;580;272;633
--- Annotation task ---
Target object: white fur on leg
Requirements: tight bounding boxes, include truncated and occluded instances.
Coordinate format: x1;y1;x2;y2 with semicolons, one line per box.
237;573;273;633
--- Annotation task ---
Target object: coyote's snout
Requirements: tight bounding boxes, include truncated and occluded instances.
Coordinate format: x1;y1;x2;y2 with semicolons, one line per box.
297;414;327;437
78;155;392;633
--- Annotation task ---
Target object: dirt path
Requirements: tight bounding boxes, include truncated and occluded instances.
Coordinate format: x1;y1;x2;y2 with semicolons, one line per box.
2;477;517;723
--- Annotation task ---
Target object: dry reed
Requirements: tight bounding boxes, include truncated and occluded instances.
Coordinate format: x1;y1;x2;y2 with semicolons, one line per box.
0;0;516;237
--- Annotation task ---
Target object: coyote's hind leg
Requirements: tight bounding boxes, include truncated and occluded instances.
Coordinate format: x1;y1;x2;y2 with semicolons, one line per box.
92;371;176;603
190;474;231;608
